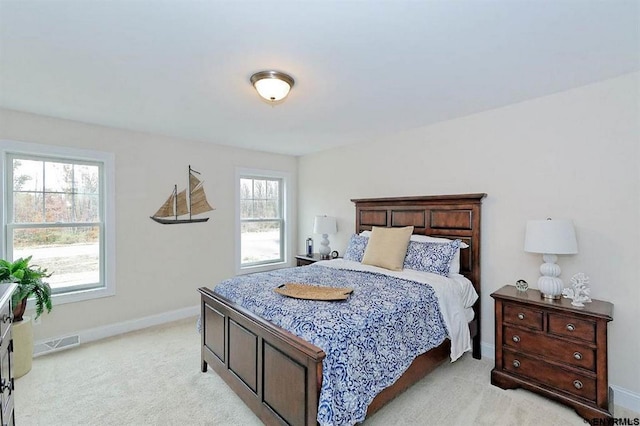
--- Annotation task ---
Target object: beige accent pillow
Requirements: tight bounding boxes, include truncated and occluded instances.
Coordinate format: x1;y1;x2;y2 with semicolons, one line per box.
361;226;414;271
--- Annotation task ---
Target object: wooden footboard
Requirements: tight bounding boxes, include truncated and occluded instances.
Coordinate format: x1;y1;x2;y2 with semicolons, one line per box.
199;286;325;425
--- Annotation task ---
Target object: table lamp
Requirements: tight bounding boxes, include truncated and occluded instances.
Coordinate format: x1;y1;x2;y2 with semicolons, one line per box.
524;218;578;300
313;215;337;259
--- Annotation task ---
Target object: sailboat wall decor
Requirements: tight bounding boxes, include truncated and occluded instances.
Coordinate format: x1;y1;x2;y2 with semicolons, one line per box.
151;166;215;224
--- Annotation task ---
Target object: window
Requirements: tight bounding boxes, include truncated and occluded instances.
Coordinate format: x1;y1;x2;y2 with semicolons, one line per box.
1;141;115;304
237;169;289;271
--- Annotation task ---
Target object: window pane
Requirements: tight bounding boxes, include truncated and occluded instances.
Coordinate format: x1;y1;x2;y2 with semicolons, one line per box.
266;180;279;199
44;193;73;222
254;200;267;218
240;179;253;199
44;161;73;193
240;200;253;219
266;200;279;218
13;159;43;192
254;180;266;199
13;192;44;223
75;194;100;222
241;221;281;265
75;164;100;194
13;226;100;292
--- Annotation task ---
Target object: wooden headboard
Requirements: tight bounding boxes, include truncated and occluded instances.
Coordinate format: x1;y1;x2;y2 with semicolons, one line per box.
351;193;486;358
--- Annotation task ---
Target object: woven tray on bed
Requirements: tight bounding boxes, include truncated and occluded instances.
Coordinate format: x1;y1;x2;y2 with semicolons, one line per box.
274;283;353;301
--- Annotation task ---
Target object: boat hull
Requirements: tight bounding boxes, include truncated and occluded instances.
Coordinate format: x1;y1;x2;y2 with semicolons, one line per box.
150;216;209;225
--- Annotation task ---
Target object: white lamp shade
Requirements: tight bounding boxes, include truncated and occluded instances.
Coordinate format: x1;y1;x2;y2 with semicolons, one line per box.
253;77;291;102
524;219;578;254
313;216;337;235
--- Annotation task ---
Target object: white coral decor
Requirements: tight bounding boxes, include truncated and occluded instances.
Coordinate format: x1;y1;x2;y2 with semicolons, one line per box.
562;273;592;307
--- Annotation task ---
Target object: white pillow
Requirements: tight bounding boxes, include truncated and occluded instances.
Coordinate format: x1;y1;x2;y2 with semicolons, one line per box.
360;230;467;274
409;234;469;249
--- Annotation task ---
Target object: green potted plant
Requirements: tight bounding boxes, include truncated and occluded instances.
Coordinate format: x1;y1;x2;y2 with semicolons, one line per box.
0;256;52;377
0;256;52;321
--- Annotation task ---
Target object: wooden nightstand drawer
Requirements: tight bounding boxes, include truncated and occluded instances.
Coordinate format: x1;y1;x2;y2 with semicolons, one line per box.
548;313;596;343
503;325;595;370
503;349;596;401
296;257;315;266
295;254;327;266
503;303;543;330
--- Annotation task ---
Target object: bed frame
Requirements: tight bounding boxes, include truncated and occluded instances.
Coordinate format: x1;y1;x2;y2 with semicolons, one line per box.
198;193;486;425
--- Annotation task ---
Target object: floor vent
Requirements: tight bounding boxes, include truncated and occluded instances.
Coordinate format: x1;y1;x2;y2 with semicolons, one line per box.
33;335;80;357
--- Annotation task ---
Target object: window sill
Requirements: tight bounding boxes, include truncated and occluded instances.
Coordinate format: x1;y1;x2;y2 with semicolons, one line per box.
25;285;115;311
237;261;292;275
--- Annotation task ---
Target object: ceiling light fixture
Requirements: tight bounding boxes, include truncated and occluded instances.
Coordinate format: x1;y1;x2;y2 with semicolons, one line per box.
250;70;295;103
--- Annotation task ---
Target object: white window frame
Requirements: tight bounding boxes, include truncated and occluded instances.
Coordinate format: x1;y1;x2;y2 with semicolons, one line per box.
235;167;292;274
0;139;116;306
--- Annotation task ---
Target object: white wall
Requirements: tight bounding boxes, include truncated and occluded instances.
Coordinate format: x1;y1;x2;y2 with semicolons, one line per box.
0;108;298;341
298;73;640;400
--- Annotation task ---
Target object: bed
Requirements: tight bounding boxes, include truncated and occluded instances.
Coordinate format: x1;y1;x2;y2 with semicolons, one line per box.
198;193;486;425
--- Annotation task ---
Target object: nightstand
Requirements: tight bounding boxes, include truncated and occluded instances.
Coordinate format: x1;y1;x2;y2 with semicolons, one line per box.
295;254;327;266
491;285;613;421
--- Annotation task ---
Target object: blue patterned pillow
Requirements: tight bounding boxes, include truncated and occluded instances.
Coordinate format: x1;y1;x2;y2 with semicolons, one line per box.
403;239;461;276
343;234;369;262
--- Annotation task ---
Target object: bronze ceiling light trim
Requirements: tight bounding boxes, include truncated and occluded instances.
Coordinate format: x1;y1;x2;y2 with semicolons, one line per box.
250;70;295;103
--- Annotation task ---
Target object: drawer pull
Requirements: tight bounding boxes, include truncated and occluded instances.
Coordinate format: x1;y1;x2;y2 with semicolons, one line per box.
566;323;576;332
517;313;525;320
512;335;520;343
573;380;583;390
573;352;583;360
1;314;11;324
512;360;521;368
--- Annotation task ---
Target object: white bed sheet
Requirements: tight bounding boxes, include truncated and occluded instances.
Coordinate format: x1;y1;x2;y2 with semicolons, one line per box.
314;259;478;362
464;307;475;322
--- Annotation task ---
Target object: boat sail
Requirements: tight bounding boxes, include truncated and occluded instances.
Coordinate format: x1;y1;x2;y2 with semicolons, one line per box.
151;166;215;224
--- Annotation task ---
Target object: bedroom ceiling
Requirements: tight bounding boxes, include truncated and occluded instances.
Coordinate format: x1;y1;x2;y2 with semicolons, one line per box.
1;1;638;156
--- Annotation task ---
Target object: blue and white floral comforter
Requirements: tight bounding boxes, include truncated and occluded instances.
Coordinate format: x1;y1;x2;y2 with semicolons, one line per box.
213;262;463;426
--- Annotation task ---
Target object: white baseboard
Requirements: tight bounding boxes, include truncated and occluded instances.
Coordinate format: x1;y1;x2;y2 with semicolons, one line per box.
610;386;640;415
478;341;639;414
481;341;495;360
34;305;199;357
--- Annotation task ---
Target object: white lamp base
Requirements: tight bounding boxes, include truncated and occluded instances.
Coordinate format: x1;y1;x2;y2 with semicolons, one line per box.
318;233;331;259
538;254;563;300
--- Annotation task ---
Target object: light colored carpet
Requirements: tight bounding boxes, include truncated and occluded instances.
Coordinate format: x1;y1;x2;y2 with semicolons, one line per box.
16;317;638;425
